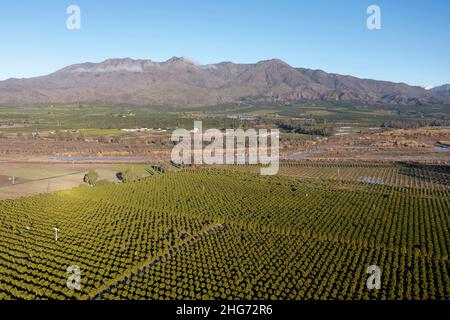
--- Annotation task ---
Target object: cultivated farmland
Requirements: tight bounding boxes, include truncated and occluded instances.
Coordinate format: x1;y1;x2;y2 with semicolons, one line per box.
0;165;448;300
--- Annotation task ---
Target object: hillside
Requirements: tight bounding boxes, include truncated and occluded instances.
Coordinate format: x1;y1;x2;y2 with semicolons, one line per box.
0;57;448;107
432;84;450;98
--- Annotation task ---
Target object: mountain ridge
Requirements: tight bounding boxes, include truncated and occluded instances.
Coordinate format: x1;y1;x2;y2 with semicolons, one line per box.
0;57;448;107
432;84;450;98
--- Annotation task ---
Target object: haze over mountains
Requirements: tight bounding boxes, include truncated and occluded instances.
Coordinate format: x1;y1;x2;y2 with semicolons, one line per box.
0;57;448;107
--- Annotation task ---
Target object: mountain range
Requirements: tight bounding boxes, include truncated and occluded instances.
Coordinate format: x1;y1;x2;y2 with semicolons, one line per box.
0;57;448;107
431;84;450;98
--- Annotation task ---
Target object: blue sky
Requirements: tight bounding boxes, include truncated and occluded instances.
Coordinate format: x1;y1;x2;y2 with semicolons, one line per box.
0;0;449;87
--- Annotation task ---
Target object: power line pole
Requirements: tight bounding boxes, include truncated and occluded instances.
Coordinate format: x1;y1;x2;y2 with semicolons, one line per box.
54;226;59;241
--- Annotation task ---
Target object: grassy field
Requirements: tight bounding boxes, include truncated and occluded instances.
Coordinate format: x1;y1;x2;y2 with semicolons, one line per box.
78;129;124;136
0;104;236;132
1;102;449;134
0;165;448;300
0;163;153;200
0;164;78;180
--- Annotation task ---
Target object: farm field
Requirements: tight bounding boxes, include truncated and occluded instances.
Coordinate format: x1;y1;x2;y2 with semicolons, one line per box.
0;166;448;300
1;102;449;133
1;0;450;308
1;104;449;166
0;163;153;200
212;162;450;190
